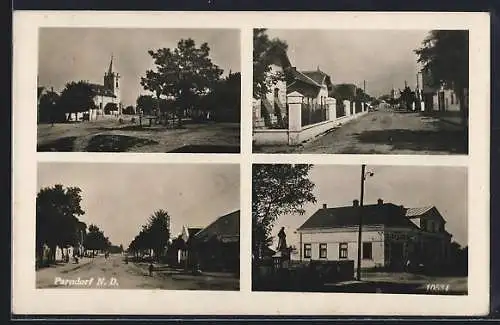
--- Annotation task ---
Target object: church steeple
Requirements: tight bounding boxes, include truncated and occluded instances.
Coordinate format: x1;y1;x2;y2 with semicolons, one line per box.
108;54;114;75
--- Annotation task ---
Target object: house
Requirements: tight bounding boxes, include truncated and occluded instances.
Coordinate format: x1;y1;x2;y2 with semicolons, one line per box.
420;69;465;113
253;44;290;128
253;44;335;129
176;226;203;267
296;199;453;271
192;210;240;272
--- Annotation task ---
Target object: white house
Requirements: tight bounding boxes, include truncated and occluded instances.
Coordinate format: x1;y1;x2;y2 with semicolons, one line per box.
296;199;453;271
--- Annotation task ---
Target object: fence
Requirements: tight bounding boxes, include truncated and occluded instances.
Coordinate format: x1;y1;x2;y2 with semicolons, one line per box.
301;103;328;127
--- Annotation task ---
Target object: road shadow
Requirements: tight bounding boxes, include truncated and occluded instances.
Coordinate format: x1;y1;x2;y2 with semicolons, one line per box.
354;128;468;154
37;136;77;152
85;135;159;152
168;145;240;153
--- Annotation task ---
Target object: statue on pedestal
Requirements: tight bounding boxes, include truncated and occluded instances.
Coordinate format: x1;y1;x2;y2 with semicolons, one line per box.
277;227;287;252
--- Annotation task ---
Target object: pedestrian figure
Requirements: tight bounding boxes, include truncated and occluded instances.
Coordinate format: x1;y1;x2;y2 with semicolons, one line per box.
148;263;154;276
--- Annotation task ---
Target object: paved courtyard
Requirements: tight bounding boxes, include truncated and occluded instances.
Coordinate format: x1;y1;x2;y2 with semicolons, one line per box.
254;110;467;155
37;117;240;153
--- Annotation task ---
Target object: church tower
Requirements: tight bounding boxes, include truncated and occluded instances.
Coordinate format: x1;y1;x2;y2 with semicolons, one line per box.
103;55;121;108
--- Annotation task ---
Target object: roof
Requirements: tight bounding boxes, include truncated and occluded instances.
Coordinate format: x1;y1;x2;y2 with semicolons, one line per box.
297;203;418;231
405;206;446;224
301;69;332;88
194;210;240;243
287;68;322;88
89;83;116;98
405;206;434;217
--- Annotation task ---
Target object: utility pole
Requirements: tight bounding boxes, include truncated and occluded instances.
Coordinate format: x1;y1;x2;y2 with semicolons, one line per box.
356;164;366;281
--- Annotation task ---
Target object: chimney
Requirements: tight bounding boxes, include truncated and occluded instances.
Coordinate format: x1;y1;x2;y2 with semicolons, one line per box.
322;203;327;209
377;198;384;205
353;199;359;207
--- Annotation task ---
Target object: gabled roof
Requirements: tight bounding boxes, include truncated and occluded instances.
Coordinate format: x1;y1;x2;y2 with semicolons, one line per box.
297;203;418;231
194;210;240;243
405;206;447;224
405;206;434;217
287;68;322;88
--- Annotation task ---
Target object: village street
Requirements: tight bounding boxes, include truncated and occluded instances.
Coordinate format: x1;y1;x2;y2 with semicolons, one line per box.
255;108;467;155
36;254;239;290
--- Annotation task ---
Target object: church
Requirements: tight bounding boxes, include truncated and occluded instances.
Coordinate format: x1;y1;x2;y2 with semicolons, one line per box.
87;55;122;120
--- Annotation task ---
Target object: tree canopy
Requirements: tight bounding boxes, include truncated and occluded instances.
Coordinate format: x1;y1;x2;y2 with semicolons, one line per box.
140;38;223;121
415;30;469;122
128;209;171;261
252;164;316;259
58;81;97;117
253;28;289;99
136;94;156;116
38;89;62;123
36;184;85;263
83;224;111;253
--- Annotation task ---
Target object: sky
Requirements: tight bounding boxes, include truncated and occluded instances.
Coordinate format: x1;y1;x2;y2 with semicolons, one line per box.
38;28;241;106
37;162;240;248
270;165;468;249
266;29;431;97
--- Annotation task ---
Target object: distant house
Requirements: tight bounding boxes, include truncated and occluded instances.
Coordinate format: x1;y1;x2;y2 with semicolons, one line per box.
296;199;453;271
420;69;466;113
192;210;240;272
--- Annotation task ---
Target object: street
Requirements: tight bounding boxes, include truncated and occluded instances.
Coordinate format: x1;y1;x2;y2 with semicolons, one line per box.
36;254;239;290
254;109;467;155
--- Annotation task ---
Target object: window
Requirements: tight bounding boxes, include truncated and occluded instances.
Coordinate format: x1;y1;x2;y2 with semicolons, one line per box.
304;243;312;259
339;243;348;259
451;93;454;105
319;243;327;259
362;242;373;260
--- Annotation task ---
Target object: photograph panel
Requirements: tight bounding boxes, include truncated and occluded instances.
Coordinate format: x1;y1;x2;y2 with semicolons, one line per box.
252;29;469;155
36;162;240;290
37;28;241;153
252;164;468;295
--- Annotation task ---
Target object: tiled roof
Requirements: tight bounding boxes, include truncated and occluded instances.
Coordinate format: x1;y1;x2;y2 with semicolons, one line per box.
287;68;322;88
405;206;435;218
194;210;240;243
297;203;418;231
301;70;328;85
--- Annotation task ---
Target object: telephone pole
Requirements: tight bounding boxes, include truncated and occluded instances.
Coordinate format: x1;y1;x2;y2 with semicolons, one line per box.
356;164;366;281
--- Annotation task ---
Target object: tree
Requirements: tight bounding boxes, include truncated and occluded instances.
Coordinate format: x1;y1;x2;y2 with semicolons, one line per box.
122;105;135;115
399;86;416;111
141;38;223;126
415;30;469;125
252;164;317;260
332;83;357;101
146;209;171;261
202;71;241;122
36;184;85;265
38;90;63;124
253;29;288;99
58;81;97;120
83;224;111;256
136;94;156;116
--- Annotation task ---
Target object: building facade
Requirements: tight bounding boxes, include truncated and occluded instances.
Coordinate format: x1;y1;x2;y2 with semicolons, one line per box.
296;199;453;271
